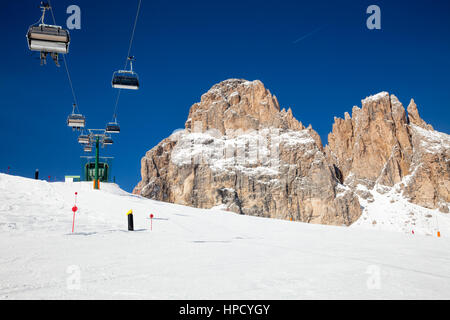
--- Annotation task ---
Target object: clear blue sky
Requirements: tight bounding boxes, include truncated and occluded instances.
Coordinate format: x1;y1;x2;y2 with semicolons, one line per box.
1;0;449;192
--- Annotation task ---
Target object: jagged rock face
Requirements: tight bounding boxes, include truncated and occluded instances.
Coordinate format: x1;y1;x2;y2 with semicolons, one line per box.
326;93;449;212
134;79;361;225
326;93;413;187
407;99;433;130
402;125;450;211
134;79;449;224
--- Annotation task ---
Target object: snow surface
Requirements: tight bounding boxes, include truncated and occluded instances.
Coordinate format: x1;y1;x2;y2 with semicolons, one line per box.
351;183;450;236
1;173;450;299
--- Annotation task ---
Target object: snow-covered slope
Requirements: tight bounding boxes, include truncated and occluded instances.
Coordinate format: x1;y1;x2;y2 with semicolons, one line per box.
352;183;450;236
1;173;450;299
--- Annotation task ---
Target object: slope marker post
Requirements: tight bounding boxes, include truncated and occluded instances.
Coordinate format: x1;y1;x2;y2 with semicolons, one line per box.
72;205;78;233
435;214;441;238
127;210;134;231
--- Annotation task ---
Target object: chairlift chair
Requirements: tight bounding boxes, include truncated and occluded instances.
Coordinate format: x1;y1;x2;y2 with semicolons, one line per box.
112;56;139;90
106;121;120;133
27;25;70;53
67;113;86;129
78;135;90;144
26;3;70;66
112;71;139;90
103;137;114;145
84;145;92;153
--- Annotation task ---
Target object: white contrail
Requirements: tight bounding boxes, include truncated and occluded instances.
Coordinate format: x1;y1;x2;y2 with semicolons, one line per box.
293;25;328;44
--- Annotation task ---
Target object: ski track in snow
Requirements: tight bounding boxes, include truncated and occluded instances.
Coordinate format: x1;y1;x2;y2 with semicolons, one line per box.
0;173;450;299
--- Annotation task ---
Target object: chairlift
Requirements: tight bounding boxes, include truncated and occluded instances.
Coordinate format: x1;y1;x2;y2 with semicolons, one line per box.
112;56;139;90
26;3;70;66
103;137;114;145
112;71;139;90
78;135;90;144
84;145;92;153
106;121;120;133
67;113;86;129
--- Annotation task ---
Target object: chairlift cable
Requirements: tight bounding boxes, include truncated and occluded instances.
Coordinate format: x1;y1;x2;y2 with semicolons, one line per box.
124;0;142;69
113;89;122;121
112;0;142;120
62;54;80;112
47;0;80;113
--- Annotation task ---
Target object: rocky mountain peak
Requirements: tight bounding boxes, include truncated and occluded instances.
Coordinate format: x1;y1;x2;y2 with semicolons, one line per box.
134;79;360;225
134;82;449;226
326;91;449;212
185;79;304;135
407;99;433;130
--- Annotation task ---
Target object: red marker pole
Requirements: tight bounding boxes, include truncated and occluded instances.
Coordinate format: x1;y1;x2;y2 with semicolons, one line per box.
72;205;78;233
150;214;154;231
71;193;79;233
7;166;10;174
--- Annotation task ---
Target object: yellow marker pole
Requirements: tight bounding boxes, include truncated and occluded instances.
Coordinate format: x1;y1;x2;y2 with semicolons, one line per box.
127;209;134;231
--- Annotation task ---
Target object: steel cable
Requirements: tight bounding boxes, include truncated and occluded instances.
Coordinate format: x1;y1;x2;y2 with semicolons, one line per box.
113;0;142;121
47;0;80;114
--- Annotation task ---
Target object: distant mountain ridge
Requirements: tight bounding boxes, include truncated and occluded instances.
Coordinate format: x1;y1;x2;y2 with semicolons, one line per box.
133;79;449;226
